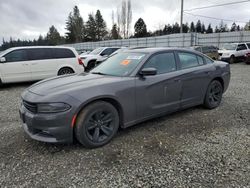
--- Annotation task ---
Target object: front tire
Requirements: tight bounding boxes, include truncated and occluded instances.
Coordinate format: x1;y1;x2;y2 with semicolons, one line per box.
75;101;119;148
204;80;223;109
229;55;235;64
86;60;96;72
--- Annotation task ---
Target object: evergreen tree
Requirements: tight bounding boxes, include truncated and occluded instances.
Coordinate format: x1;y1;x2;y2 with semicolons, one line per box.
65;6;85;43
95;10;107;40
111;24;120;39
201;23;206;33
134;18;147;38
172;22;180;33
190;22;195;32
206;24;213;33
183;23;189;33
85;14;97;41
196;20;202;33
46;25;62;45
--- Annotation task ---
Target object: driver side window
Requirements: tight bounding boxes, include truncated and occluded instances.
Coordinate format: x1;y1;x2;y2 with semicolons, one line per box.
143;52;177;74
4;50;28;62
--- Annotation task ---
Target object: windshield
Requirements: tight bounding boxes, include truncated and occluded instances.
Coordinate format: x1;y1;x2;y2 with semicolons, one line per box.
90;52;146;76
221;44;237;50
89;47;105;55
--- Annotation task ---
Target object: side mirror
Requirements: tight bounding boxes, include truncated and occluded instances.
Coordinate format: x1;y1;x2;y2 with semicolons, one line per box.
0;57;6;63
139;67;157;76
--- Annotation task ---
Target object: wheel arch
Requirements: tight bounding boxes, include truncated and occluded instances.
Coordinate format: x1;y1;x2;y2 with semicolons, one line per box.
57;66;75;75
74;96;124;128
212;77;224;91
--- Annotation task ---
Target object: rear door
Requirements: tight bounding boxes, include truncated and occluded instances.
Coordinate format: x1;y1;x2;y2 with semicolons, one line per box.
0;49;31;83
135;51;182;119
236;44;248;59
176;51;215;108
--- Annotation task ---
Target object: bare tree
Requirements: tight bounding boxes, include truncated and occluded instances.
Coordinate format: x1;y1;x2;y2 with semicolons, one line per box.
116;0;132;39
116;6;122;37
121;0;127;38
126;0;132;38
111;10;115;26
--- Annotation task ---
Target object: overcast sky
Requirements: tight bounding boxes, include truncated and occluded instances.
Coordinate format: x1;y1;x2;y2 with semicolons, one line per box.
0;0;249;43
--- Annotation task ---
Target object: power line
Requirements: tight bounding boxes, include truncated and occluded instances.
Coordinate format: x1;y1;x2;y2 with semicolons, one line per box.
184;12;248;23
184;0;250;11
183;12;248;23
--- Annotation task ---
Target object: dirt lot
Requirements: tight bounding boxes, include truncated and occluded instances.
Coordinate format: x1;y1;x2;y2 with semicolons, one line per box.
0;63;249;188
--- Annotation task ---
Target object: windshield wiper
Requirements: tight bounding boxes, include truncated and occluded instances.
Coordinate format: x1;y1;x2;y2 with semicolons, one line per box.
91;72;107;75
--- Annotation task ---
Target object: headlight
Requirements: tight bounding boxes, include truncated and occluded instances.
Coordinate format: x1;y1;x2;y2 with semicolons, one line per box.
37;103;71;113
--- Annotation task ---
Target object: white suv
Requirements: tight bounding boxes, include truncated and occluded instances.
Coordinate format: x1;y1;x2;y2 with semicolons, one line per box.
218;43;250;63
0;46;85;84
80;47;120;71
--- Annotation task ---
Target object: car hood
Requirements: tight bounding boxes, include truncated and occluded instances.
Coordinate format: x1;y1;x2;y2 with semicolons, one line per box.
28;73;123;96
218;49;235;54
80;54;99;58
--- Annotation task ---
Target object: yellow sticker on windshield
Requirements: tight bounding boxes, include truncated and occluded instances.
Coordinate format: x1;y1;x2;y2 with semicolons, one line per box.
121;60;131;66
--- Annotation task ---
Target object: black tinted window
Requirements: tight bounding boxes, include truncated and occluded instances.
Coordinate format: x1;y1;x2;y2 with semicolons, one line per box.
247;43;250;49
237;44;247;51
4;50;28;62
101;48;113;56
27;48;52;60
53;48;75;58
178;52;200;69
144;52;176;74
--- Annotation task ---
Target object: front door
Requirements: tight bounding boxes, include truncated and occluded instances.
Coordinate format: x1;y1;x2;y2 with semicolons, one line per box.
1;49;31;83
135;52;182;120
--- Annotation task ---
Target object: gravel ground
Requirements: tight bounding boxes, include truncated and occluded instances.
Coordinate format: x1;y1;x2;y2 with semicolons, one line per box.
0;63;249;188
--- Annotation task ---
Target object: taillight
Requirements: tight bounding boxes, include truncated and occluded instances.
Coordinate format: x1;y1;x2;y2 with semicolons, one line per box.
78;58;84;66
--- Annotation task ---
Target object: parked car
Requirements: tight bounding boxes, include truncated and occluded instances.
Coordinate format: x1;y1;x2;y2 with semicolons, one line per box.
218;43;250;64
20;48;230;148
95;47;148;65
0;46;84;84
245;52;250;64
191;45;219;60
80;47;120;71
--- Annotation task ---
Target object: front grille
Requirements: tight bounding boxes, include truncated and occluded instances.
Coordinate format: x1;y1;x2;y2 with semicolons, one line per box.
23;100;37;113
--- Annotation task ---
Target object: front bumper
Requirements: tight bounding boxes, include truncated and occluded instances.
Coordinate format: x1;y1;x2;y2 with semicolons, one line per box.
219;56;230;62
19;103;74;143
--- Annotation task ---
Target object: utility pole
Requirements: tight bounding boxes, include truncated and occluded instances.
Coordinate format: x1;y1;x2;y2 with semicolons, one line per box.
180;0;184;33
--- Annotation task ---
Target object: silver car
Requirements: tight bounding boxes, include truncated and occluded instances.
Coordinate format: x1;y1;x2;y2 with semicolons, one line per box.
20;48;230;148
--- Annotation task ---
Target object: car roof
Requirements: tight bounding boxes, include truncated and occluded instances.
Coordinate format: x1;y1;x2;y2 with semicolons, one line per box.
7;46;76;51
123;47;199;54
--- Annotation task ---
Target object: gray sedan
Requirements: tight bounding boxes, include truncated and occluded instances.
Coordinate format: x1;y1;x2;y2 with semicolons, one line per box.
20;48;230;148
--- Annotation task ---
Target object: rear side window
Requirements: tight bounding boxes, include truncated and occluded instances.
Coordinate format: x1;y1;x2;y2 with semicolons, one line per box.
144;52;176;74
178;52;200;69
27;48;52;60
53;48;75;58
205;56;214;64
247;43;250;49
237;44;247;51
4;50;28;62
197;56;204;65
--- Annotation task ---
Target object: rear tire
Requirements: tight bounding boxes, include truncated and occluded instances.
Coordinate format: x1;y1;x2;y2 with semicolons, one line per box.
204;80;223;109
58;67;74;75
75;101;119;148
